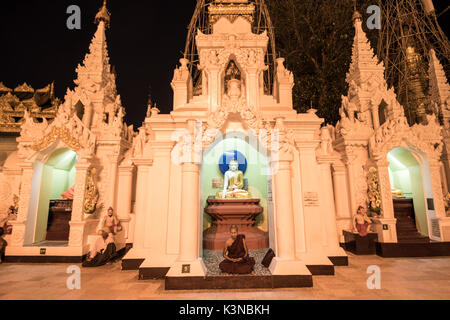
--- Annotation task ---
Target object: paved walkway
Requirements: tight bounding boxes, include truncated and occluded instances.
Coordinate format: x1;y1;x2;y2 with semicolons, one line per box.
1;253;449;300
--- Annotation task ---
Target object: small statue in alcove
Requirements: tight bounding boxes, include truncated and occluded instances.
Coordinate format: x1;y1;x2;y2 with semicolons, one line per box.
97;207;122;235
353;205;372;237
225;60;241;82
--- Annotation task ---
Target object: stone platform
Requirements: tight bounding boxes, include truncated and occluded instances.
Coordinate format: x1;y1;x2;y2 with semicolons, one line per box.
342;231;378;255
203;198;269;250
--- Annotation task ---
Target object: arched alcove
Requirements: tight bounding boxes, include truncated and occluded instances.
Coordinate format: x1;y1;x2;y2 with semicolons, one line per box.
28;148;78;244
387;147;433;239
200;131;273;268
74;100;85;121
378;99;388;126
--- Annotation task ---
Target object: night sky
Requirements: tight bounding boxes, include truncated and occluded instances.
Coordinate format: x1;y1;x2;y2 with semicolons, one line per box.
0;0;197;129
0;1;448;129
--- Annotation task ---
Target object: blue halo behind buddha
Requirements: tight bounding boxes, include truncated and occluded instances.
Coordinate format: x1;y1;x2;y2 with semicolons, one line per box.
219;150;247;175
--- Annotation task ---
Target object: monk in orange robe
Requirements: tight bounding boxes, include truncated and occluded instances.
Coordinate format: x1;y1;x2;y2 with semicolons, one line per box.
219;225;255;274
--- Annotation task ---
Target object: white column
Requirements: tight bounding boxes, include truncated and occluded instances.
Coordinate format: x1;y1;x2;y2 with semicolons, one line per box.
269;152;311;276
117;165;134;220
332;163;352;241
9;162;34;248
208;68;220;112
272;159;296;259
318;158;347;257
179;163;201;261
246;69;259;109
108;156;119;209
167;160;206;277
372;160;397;243
68;159;91;249
132;161;151;249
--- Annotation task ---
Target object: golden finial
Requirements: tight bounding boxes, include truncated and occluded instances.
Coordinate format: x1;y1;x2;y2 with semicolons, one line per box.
95;0;111;28
353;0;362;21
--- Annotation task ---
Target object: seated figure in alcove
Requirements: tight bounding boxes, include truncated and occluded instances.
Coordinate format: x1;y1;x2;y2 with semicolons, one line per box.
217;159;250;199
353;206;372;237
97;207;122;235
219;225;255;274
222;61;246;112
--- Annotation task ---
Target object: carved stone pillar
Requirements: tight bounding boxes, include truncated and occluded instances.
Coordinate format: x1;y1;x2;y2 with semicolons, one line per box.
9;162;34;247
16;162;34;223
178;162;201;261
131;160;152;249
429;161;447;219
442;139;450;191
68;158;91;248
272;154;296;260
107;154;119;209
167;160;206;277
317;156;347;257
70;159;91;222
344;150;358;217
373;160;397;243
269;146;311;276
332;163;352;235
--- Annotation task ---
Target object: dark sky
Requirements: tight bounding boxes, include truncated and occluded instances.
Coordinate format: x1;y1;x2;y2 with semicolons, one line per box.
0;0;196;129
0;1;449;129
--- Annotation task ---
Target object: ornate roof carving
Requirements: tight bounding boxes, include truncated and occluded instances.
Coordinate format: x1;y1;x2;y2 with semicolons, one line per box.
0;82;12;93
14;82;34;93
0;82;60;133
209;0;255;24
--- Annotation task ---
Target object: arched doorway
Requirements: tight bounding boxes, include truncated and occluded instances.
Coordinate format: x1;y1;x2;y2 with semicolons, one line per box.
200;131;273;273
387;147;433;241
28;148;77;244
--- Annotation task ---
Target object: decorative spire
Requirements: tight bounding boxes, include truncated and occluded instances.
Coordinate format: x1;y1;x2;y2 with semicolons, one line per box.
346;6;385;88
429;49;449;106
95;0;111;28
352;0;362;21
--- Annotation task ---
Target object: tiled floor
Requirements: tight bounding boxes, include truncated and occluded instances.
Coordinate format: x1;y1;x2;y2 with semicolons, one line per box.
1;253;450;300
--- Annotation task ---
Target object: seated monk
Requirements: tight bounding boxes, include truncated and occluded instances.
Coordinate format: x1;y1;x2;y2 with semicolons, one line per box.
82;231;116;268
219;225;255;274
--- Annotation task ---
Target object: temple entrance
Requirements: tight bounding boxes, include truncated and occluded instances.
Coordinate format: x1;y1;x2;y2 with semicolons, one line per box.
200;132;273;275
387;147;433;242
25;148;77;244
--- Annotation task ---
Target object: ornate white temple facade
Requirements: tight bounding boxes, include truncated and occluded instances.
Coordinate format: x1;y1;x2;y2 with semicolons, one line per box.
0;0;449;288
333;11;450;246
1;4;134;259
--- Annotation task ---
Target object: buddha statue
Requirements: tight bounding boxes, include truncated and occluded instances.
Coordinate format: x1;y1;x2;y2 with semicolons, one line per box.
217;159;251;199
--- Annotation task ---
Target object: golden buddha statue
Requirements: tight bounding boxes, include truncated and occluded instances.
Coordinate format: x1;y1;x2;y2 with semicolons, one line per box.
217;159;251;199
